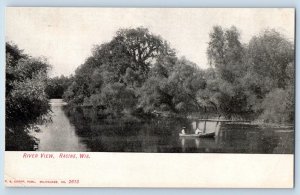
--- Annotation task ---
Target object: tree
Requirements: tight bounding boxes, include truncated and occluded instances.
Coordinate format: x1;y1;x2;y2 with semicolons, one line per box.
246;29;294;89
207;26;244;82
6;42;51;150
206;26;250;117
206;26;294;121
207;26;226;68
99;83;137;117
63;26;294;123
260;88;293;123
45;75;72;99
64;27;176;116
241;30;294;122
139;57;208;114
115;27;175;75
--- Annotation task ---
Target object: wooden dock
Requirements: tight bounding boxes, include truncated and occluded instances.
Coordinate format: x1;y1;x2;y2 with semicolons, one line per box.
190;118;251;123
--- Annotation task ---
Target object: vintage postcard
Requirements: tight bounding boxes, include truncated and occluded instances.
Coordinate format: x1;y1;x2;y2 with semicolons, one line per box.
4;8;294;188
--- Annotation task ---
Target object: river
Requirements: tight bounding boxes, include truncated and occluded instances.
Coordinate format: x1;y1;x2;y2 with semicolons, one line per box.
33;99;294;153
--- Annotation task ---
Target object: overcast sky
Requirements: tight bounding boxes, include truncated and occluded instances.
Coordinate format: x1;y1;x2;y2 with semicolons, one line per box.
6;8;294;77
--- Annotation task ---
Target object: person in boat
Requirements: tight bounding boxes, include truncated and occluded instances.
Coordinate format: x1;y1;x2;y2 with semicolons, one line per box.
181;127;186;134
195;127;203;135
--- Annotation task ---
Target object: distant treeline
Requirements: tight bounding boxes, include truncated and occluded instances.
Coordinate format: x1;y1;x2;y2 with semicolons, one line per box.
45;75;73;99
60;26;294;123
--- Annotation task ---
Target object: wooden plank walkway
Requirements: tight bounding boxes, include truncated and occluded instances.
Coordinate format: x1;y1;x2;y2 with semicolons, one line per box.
192;118;251;123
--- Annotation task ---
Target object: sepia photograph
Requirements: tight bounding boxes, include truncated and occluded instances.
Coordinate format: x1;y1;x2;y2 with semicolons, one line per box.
5;8;295;154
4;7;295;188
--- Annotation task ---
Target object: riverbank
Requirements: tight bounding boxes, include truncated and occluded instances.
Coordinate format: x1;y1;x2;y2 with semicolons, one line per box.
63;103;294;129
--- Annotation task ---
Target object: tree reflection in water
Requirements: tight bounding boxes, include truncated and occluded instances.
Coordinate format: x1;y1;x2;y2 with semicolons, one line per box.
32;104;294;154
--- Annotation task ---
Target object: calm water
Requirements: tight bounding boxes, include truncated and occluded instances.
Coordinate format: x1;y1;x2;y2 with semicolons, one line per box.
34;99;294;153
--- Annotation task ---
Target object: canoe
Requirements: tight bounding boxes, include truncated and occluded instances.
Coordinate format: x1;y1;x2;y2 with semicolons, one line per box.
179;132;215;138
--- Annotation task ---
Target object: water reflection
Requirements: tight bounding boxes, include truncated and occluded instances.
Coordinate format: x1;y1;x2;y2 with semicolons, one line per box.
35;99;294;153
179;122;294;154
34;99;88;152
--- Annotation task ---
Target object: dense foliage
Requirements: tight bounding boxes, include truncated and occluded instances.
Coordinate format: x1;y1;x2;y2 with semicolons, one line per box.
45;75;73;99
63;26;294;123
206;26;294;121
5;26;294;152
6;42;51;150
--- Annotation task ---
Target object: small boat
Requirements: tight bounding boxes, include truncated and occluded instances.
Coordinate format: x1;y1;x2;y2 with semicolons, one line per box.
179;132;215;138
